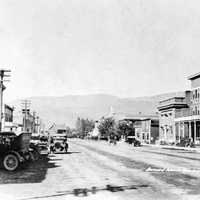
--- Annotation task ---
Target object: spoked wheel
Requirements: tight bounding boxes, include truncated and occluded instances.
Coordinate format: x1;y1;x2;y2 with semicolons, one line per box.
3;154;19;171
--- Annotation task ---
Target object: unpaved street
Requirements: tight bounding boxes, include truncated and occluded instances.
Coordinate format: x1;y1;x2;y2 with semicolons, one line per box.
0;139;200;200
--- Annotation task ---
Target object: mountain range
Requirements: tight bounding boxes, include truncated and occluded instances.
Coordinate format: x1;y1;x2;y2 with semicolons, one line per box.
9;92;184;128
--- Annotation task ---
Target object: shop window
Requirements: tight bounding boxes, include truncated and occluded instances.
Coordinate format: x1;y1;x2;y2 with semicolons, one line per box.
197;124;200;138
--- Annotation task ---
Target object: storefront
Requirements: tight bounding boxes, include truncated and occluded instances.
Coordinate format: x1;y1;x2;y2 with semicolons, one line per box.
175;116;200;145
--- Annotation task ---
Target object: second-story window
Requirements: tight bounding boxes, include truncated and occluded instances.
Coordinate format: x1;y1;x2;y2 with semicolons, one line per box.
195;106;198;115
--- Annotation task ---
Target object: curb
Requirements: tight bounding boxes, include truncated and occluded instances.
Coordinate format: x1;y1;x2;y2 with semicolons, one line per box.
142;143;200;153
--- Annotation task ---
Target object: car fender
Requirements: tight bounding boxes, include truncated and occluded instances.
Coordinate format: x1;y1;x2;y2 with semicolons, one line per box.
6;150;24;162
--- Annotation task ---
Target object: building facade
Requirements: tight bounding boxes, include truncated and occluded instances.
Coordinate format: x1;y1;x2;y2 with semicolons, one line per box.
2;104;16;132
158;96;189;144
158;72;200;145
134;118;159;144
174;73;200;145
118;114;159;144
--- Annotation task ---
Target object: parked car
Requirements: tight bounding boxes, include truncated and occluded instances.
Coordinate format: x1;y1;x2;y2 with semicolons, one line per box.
125;136;141;146
50;134;68;153
0;132;32;171
30;134;49;159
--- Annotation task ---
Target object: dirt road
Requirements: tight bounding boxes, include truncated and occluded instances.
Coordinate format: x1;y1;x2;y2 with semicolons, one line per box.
0;139;200;200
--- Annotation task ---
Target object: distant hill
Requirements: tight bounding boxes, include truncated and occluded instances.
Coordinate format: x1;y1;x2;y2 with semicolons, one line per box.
9;92;184;128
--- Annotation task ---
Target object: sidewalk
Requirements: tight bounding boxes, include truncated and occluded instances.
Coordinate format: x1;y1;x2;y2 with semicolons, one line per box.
143;143;200;153
78;139;200;153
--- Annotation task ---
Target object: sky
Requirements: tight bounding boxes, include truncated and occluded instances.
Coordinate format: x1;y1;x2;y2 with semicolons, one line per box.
0;0;200;102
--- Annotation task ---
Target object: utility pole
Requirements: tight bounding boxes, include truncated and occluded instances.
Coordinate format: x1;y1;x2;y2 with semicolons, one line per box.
36;116;40;134
21;100;31;132
0;69;11;132
33;111;36;133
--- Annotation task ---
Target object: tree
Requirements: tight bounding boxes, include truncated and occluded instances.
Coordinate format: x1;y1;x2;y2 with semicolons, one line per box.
98;117;116;139
116;120;134;138
84;118;95;134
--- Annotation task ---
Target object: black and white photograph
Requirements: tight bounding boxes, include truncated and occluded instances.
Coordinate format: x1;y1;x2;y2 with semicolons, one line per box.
0;0;200;199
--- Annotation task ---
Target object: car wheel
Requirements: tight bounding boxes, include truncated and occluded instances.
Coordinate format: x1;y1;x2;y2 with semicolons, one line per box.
3;154;19;171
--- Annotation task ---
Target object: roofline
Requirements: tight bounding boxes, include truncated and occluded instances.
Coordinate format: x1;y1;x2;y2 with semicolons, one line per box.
157;103;188;111
5;104;14;109
188;72;200;80
120;115;159;121
159;96;185;104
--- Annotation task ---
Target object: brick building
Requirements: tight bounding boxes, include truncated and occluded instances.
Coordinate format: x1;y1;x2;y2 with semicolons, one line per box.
2;104;17;132
157;96;189;144
118;114;159;144
158;72;200;145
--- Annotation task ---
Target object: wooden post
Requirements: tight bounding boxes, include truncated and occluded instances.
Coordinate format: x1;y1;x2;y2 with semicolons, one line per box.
189;121;191;139
194;121;196;144
149;120;151;144
178;122;181;142
182;122;185;138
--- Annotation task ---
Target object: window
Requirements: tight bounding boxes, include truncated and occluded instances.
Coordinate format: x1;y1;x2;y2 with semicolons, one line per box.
195;106;198;115
196;123;200;138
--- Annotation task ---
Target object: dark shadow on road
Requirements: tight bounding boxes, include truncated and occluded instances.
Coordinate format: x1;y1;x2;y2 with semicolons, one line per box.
48;158;62;161
19;184;150;199
0;155;60;184
66;151;81;154
48;154;56;158
51;151;81;155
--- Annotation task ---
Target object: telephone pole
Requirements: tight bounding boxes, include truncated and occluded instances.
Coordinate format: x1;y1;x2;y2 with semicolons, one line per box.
21;100;31;132
33;111;36;133
36;116;40;134
0;69;11;132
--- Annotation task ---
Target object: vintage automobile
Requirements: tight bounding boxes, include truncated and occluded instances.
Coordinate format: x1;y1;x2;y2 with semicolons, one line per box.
0;132;32;171
125;136;141;146
30;134;49;158
50;134;68;153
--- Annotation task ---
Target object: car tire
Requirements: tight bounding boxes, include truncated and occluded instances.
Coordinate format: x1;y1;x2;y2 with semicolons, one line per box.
3;154;19;171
